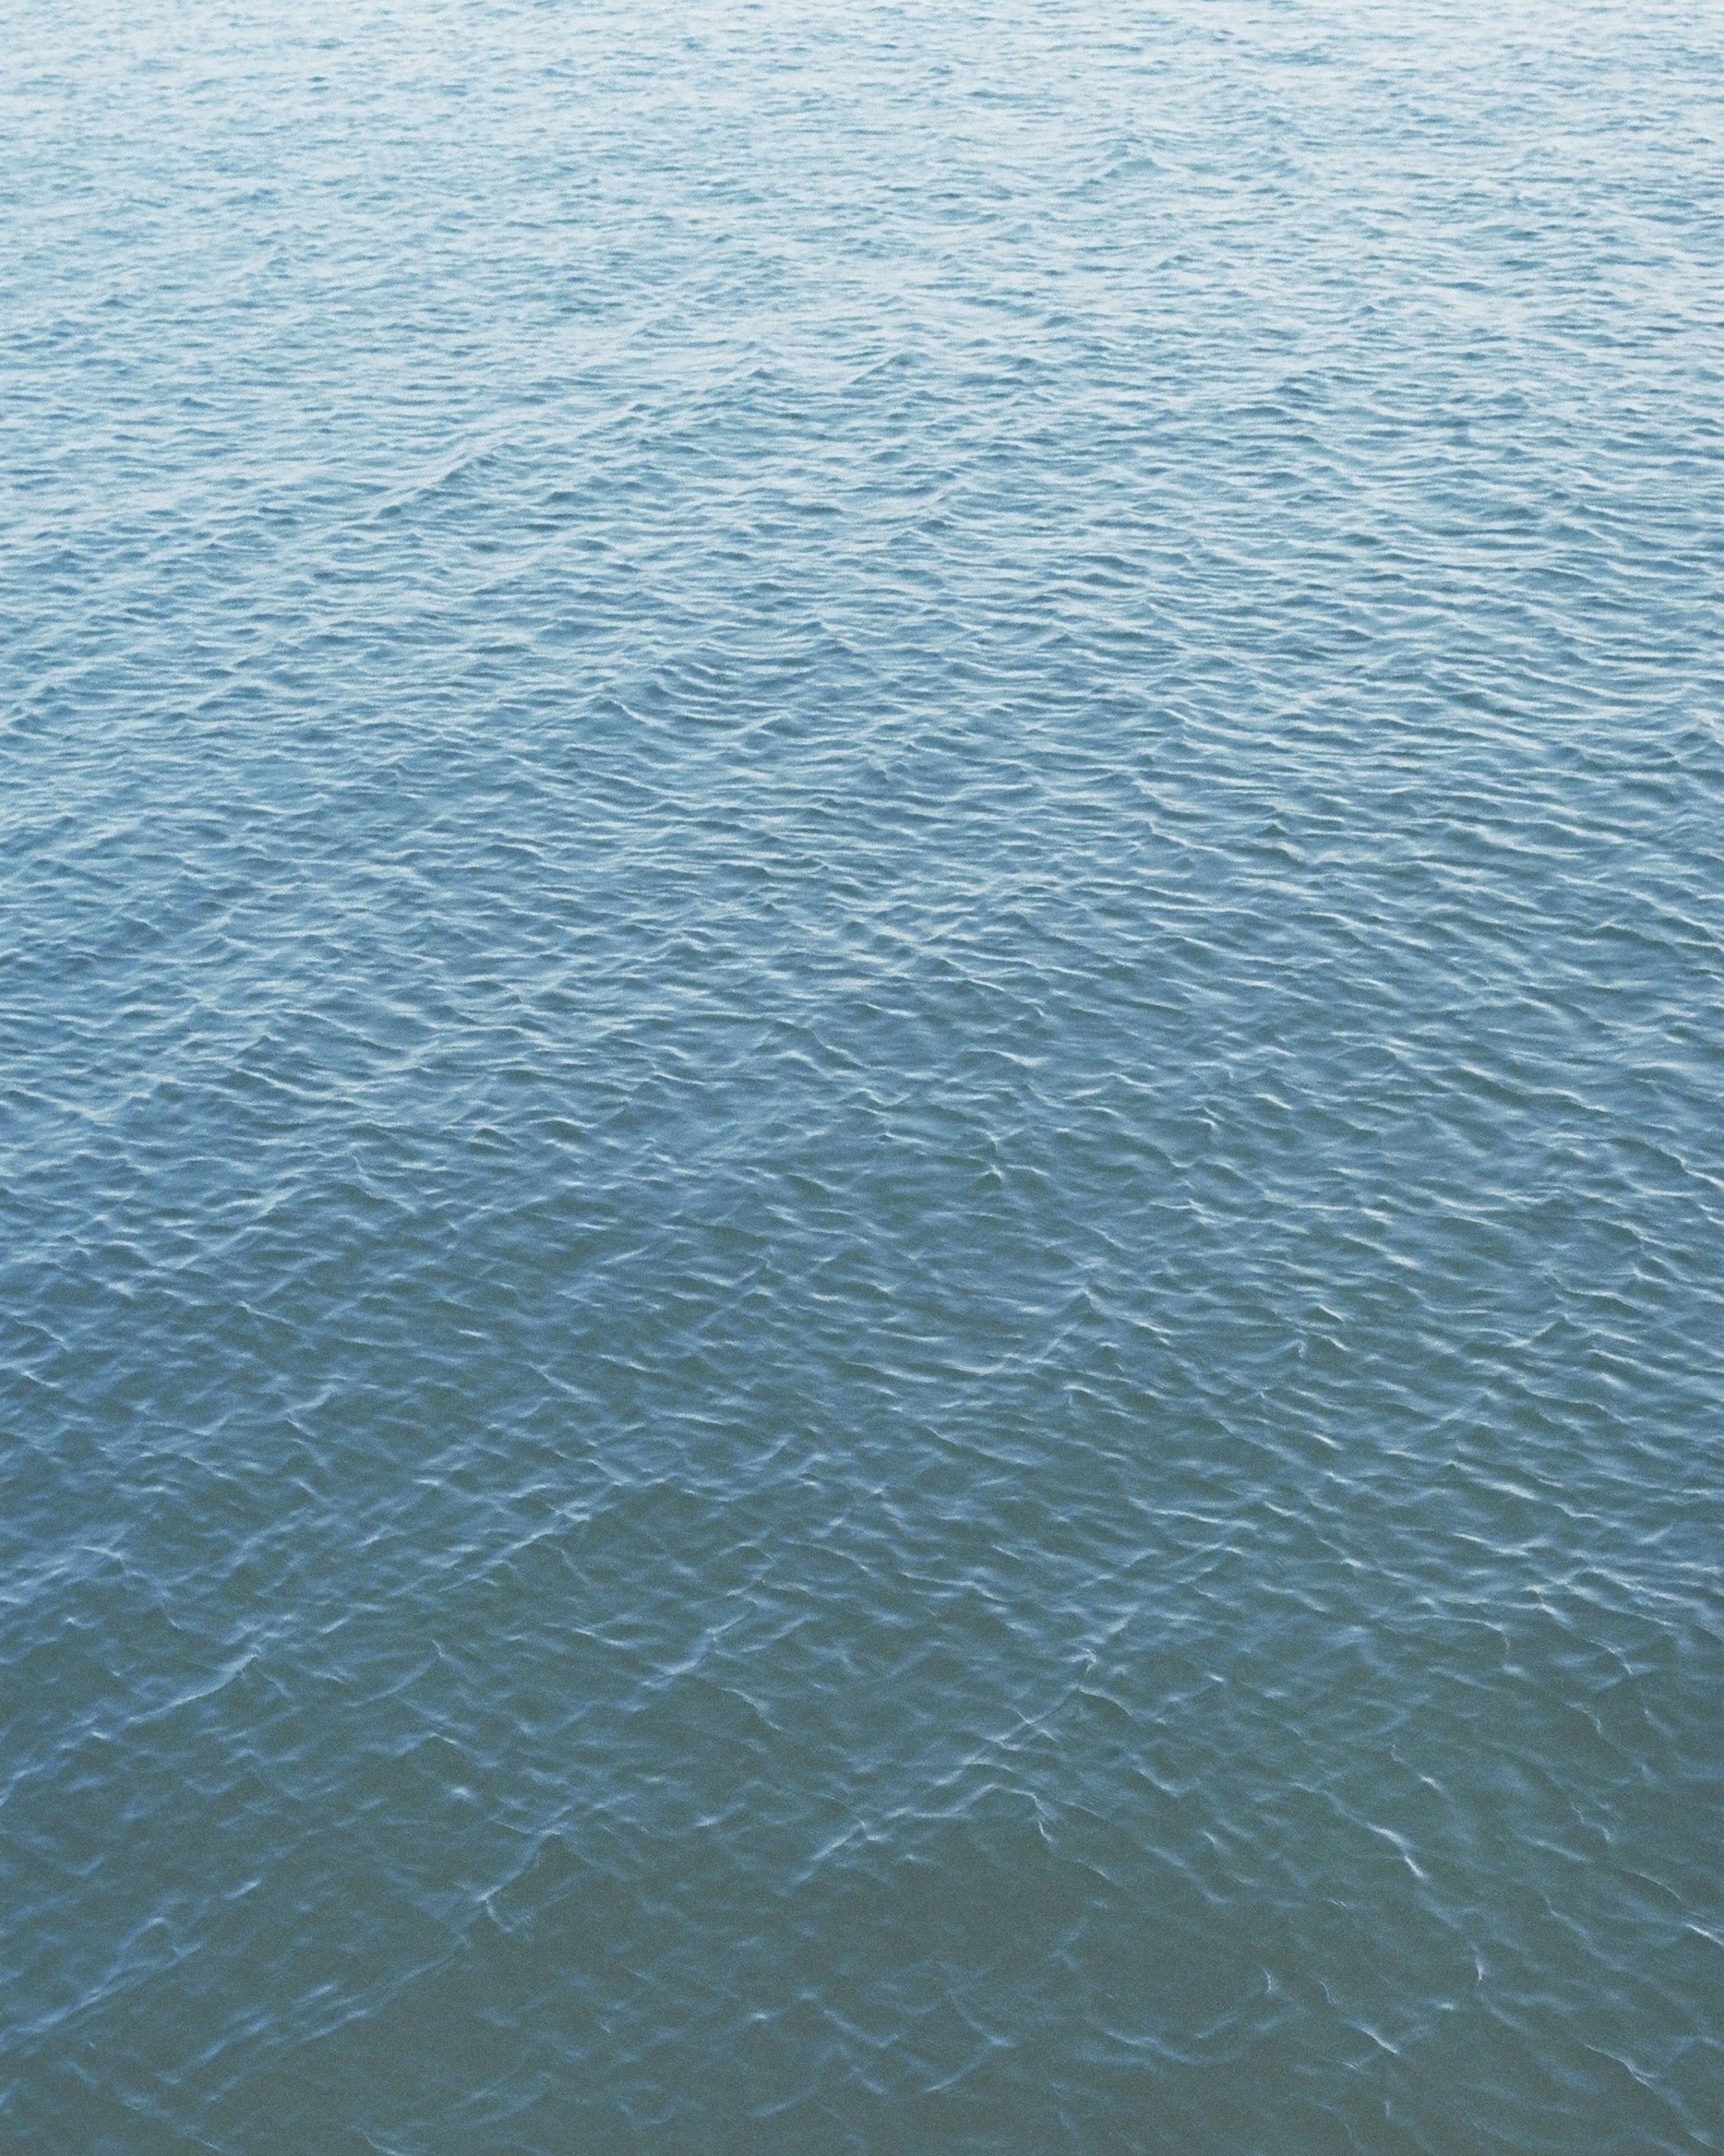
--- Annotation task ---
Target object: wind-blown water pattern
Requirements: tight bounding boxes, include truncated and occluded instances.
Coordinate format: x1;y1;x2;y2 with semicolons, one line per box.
4;2;1723;2149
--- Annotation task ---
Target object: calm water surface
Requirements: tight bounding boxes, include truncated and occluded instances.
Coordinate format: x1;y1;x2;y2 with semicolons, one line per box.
4;2;1723;2149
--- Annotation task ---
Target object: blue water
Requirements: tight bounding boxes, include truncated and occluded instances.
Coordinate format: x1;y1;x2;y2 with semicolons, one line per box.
4;3;1723;2149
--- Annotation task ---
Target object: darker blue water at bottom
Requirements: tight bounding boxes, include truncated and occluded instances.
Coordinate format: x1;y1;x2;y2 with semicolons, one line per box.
3;3;1722;2151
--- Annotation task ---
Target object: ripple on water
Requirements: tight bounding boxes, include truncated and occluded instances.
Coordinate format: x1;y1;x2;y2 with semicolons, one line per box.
3;1;1723;2151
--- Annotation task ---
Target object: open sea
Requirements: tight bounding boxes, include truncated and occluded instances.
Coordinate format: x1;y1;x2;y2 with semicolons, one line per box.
4;3;1722;2149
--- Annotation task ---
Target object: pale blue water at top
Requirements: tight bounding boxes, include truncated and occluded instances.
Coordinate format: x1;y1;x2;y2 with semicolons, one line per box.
3;2;1722;2150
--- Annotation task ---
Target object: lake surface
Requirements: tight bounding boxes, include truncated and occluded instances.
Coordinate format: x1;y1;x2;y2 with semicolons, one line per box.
4;3;1722;2149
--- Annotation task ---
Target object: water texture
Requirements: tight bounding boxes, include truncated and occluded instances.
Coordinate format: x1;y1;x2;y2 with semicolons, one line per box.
4;2;1723;2149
